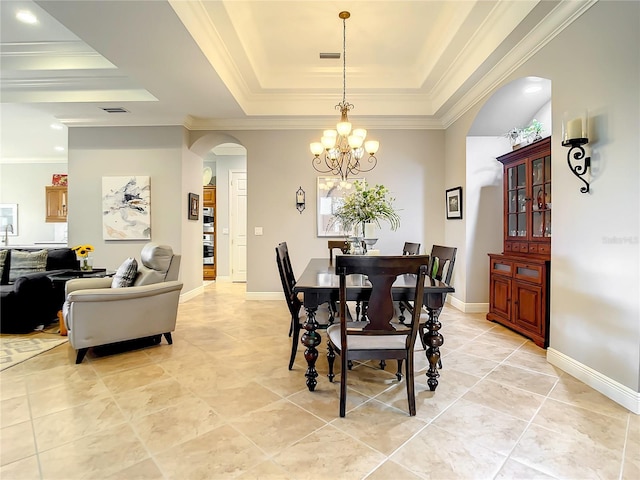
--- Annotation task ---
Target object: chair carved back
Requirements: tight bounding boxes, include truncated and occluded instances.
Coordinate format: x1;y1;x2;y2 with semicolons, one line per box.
429;245;457;284
332;254;430;416
328;240;350;264
275;242;301;318
402;242;421;256
336;255;429;342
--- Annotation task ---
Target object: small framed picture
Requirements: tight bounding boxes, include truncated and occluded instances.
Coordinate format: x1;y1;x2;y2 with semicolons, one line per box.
445;186;463;220
52;174;68;186
188;192;199;220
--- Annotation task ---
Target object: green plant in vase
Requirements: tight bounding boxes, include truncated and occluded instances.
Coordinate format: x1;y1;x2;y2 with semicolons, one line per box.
332;180;401;240
523;119;544;142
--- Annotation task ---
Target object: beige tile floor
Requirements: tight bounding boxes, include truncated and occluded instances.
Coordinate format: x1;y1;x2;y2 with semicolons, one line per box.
1;281;638;479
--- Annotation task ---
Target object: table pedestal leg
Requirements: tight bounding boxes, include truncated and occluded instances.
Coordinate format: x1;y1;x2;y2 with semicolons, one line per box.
301;307;320;391
423;307;443;391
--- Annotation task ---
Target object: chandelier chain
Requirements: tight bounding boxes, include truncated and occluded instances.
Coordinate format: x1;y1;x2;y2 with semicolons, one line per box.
342;14;346;106
309;11;379;181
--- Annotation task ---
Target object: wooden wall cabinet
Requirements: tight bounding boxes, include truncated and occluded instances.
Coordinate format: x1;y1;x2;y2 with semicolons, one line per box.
487;137;551;348
203;185;216;280
45;186;67;222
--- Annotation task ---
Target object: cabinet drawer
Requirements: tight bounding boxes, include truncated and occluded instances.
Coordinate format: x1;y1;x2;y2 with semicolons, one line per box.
514;262;543;284
538;244;550;255
528;243;550;256
506;242;529;253
490;258;513;277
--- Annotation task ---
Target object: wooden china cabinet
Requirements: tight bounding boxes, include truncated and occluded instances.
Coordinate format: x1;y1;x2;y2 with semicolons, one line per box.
487;137;551;348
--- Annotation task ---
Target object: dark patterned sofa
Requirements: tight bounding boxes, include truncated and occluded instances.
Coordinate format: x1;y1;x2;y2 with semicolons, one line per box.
0;248;79;333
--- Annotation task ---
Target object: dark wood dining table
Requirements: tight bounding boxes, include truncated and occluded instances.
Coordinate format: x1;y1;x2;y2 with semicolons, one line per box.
293;258;455;392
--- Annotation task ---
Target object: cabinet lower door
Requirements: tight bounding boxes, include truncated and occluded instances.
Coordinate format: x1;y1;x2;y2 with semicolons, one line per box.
512;282;543;336
490;275;511;320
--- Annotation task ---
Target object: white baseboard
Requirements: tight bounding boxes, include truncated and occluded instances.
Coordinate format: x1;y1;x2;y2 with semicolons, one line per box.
547;348;640;414
180;285;204;303
244;292;490;312
246;291;283;301
447;296;489;314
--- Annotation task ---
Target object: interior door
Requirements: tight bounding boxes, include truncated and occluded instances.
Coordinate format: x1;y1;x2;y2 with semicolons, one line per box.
231;170;247;282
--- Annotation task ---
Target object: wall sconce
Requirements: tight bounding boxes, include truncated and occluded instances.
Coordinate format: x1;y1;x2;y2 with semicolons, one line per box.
562;112;591;193
296;187;305;213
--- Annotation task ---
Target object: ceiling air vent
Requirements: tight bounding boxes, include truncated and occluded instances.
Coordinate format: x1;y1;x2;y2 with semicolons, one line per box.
101;107;129;113
319;53;340;59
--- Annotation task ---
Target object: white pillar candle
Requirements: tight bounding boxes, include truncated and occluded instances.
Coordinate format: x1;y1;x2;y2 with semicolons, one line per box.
364;223;376;239
567;118;583;139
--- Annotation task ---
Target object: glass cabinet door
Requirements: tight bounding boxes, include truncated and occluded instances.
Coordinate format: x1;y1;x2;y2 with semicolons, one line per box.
531;154;551;238
507;162;527;238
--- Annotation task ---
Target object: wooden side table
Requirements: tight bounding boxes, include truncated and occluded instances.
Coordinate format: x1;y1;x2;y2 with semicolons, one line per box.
48;269;110;336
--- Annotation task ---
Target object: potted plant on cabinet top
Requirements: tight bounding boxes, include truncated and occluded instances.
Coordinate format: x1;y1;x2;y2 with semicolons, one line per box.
504;127;524;149
523;119;544;142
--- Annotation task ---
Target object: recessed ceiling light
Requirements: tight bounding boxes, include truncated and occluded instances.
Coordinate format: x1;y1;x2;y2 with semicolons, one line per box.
50;123;63;130
54;146;65;152
16;10;38;24
524;85;542;94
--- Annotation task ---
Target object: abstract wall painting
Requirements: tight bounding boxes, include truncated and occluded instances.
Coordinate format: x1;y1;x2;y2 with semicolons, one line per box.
102;176;151;240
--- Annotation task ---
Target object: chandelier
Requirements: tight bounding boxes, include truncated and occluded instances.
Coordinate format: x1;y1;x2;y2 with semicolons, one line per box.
310;11;379;181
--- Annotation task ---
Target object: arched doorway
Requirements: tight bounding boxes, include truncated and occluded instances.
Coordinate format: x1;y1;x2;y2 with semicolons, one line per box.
191;134;247;282
464;76;551;306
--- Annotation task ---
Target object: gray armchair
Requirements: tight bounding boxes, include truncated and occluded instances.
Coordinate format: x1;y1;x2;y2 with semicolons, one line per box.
63;243;183;364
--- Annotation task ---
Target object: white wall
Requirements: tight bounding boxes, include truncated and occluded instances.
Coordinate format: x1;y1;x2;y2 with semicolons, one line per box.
542;1;639;395
190;128;445;294
464;137;506;305
230;129;445;294
445;0;640;408
181;128;205;295
67;126;202;296
0;162;68;245
444;120;469;304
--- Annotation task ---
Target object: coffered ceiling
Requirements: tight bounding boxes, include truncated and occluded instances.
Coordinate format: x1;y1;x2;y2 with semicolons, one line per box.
0;0;593;161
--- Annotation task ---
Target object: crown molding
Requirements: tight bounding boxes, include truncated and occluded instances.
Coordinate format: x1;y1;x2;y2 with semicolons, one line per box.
0;157;67;164
185;115;444;131
440;0;598;128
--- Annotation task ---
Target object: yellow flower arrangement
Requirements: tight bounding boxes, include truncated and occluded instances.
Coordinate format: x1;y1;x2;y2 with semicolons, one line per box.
72;244;95;271
71;244;94;257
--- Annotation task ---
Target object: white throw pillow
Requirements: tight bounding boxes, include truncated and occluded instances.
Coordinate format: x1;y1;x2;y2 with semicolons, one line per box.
111;257;138;288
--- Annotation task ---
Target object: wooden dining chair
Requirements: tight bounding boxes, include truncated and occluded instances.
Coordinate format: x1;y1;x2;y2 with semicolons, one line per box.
399;245;457;371
402;242;421;255
328;240;350;264
419;245;457;341
275;242;304;370
327;255;430;417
